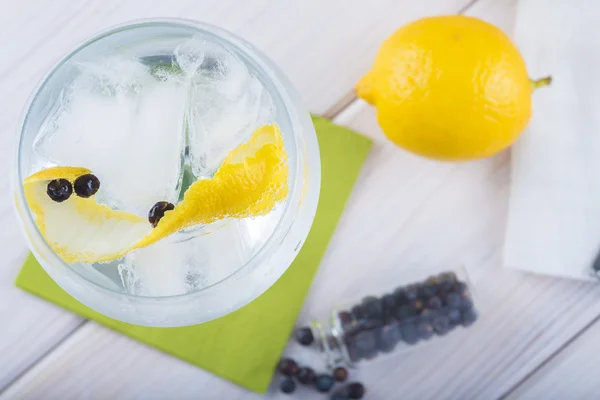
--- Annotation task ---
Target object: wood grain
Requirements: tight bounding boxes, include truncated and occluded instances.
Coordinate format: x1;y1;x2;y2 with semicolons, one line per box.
0;0;474;392
506;319;600;400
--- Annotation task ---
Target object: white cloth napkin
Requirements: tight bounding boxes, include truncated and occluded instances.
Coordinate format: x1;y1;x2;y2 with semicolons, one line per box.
505;0;600;280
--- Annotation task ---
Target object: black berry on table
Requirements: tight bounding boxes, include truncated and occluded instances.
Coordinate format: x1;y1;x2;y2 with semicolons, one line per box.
382;314;396;325
333;366;349;382
280;378;296;394
438;271;458;291
354;330;378;359
396;304;417;320
381;293;396;317
410;299;425;313
405;284;420;301
447;308;462;324
296;367;316;384
440;271;458;282
445;291;461;308
47;179;73;202
347;382;366;399
295;326;314;346
417;321;434;340
453;281;468;295
73;173;100;198
399;322;420;345
461;308;478;326
419;308;436;322
357;317;382;331
459;293;474;310
377;322;400;352
315;374;335;393
423;276;438;297
351;304;365;320
362;296;383;319
393;287;408;304
278;358;299;377
432;315;451;335
427;296;443;309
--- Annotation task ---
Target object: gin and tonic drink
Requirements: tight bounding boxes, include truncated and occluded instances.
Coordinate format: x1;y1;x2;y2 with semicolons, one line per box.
14;20;320;326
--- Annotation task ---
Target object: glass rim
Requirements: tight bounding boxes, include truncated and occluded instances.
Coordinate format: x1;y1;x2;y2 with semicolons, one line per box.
13;18;318;301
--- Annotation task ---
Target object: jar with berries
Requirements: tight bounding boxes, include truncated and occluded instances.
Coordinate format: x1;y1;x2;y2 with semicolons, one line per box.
308;267;478;367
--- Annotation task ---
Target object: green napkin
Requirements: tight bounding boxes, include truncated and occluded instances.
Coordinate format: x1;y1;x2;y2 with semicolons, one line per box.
16;116;372;393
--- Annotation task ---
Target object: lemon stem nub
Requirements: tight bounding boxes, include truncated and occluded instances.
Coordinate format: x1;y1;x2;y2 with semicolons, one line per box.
355;74;375;105
531;76;552;90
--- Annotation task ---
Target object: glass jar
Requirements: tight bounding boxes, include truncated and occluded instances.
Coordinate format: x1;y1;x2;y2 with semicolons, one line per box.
310;267;478;367
13;19;320;327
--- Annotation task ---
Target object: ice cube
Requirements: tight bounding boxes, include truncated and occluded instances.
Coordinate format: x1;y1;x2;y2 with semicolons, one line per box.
73;57;154;95
118;237;193;296
187;76;274;176
34;57;186;216
173;37;206;77
174;38;274;177
118;220;254;297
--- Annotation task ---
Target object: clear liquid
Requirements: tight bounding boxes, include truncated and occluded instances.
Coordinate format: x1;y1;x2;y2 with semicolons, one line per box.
28;37;285;297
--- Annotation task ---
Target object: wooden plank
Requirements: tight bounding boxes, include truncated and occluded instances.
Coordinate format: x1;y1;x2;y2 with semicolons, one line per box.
0;0;474;391
506;319;600;400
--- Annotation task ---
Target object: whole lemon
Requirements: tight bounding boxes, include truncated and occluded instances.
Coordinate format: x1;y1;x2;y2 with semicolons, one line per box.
356;15;550;161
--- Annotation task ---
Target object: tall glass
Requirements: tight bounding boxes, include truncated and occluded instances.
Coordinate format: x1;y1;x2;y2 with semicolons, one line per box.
13;19;320;327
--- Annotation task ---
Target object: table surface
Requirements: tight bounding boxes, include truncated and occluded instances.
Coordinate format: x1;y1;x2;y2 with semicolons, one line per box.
2;1;600;399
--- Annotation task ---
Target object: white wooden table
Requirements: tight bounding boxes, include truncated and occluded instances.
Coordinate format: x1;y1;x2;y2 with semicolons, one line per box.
2;1;600;399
